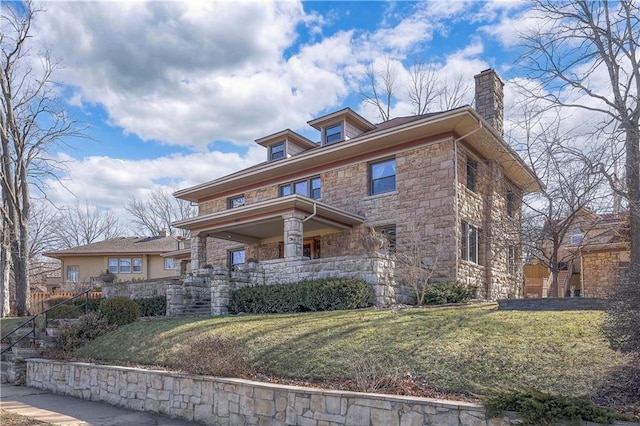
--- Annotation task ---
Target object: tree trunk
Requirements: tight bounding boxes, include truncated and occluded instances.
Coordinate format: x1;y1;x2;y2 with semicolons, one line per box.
625;123;640;276
0;232;11;317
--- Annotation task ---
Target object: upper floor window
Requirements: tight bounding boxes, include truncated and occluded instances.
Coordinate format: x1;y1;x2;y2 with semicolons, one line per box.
228;249;245;271
462;222;479;264
506;189;516;217
507;245;516;275
369;158;396;195
325;123;343;145
67;266;79;282
228;194;245;209
466;157;478;192
269;142;285;161
571;228;583;245
279;176;321;199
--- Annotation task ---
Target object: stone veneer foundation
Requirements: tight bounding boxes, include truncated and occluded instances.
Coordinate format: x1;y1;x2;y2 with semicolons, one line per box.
27;359;520;426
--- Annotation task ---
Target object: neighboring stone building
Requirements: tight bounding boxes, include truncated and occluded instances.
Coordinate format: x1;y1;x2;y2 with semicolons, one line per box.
173;69;539;311
523;209;630;298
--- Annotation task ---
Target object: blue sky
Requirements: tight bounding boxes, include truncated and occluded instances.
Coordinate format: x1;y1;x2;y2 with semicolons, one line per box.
20;0;573;225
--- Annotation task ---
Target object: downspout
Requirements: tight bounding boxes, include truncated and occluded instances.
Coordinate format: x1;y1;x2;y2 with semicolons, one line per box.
453;121;484;287
302;203;317;223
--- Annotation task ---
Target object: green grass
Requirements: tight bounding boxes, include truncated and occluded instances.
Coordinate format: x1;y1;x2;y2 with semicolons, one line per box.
73;304;629;398
0;317;38;337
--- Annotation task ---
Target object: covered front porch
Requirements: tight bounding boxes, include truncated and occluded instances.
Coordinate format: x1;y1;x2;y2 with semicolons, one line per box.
173;195;366;271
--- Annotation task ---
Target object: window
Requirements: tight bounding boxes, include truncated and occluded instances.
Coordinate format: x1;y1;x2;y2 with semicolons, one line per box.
228;194;245;209
228;249;245;271
67;266;79;282
108;258;118;273
462;222;479;264
375;225;396;254
507;245;516;275
269;142;285;161
279;176;321;199
571;228;583;245
132;258;142;273
119;258;131;273
108;258;142;273
466;157;478;192
164;258;175;270
506;189;516;217
325;123;343;144
369;158;396;195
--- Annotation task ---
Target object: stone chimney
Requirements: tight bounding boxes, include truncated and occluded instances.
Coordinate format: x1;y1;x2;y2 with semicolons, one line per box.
474;69;504;136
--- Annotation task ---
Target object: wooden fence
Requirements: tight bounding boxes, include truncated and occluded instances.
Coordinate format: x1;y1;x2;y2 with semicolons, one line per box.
29;292;103;315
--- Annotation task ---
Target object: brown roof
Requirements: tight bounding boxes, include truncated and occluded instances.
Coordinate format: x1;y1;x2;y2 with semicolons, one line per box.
45;236;179;258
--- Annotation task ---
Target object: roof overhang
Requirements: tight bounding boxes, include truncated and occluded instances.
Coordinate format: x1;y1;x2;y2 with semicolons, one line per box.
174;107;540;202
566;241;630;254
172;195;365;244
255;129;317;149
161;248;191;259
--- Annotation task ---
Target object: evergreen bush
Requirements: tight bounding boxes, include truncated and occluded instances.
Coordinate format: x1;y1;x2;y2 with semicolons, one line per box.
422;282;473;305
134;296;166;317
98;297;141;326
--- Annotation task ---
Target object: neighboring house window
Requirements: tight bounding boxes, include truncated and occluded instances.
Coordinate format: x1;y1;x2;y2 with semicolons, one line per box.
571;228;583;245
507;245;516;275
228;194;245;209
325;123;343;145
466;157;478;192
270;142;285;161
109;258;141;274
369;158;396;195
108;258;118;273
132;258;142;273
164;258;175;270
119;258;131;273
279;176;321;199
506;189;516;217
375;225;396;254
67;266;79;282
462;222;479;264
228;249;245;271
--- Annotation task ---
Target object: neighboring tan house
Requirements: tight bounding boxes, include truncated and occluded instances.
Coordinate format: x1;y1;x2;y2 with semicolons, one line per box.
172;69;539;308
44;233;183;291
523;209;630;298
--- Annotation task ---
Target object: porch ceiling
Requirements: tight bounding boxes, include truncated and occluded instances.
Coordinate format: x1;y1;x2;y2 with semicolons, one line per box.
173;195;365;244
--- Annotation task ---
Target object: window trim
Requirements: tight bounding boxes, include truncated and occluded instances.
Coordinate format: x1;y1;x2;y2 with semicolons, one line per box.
269;142;285;161
227;194;245;209
507;245;516;275
279;176;321;199
466;157;478;192
67;265;80;282
164;258;175;270
228;248;246;271
462;222;479;264
506;189;516;217
375;224;396;254
369;157;396;196
108;257;143;274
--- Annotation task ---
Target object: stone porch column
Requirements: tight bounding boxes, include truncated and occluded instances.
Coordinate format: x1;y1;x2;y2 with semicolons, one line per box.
191;235;207;270
282;212;305;259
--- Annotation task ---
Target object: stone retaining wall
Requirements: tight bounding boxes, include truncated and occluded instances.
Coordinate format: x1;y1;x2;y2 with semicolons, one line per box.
103;278;174;299
26;359;517;426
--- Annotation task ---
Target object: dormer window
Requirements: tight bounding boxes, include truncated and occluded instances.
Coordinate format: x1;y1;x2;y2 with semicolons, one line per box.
571;228;583;245
269;142;285;161
325;123;343;145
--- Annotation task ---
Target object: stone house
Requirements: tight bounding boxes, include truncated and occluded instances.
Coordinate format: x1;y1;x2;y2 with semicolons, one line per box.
523;209;631;298
44;232;184;291
172;69;539;311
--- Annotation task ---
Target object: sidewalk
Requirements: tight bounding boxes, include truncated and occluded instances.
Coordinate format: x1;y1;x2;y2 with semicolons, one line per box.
0;384;203;425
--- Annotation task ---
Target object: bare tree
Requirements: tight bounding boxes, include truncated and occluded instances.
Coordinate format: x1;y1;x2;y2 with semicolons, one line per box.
52;202;125;249
406;60;441;115
360;57;398;122
1;2;83;315
438;73;471;111
28;199;61;257
126;189;195;238
520;0;640;286
511;103;606;297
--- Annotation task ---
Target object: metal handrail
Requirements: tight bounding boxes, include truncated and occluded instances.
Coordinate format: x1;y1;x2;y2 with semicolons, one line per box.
1;290;94;356
0;315;38;355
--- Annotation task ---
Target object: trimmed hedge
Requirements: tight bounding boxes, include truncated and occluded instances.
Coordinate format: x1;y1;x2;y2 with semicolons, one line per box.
229;278;374;314
134;296;166;317
422;282;474;305
98;297;141;326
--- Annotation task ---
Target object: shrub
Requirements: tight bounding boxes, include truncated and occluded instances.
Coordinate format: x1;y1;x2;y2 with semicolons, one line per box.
57;312;115;352
180;334;252;377
422;282;473;305
98;297;140;326
228;279;374;314
484;387;619;425
134;296;166;317
46;304;83;320
73;297;102;313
